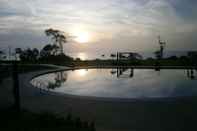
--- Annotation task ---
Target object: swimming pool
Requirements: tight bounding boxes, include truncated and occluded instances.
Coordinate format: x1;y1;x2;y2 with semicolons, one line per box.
31;68;197;99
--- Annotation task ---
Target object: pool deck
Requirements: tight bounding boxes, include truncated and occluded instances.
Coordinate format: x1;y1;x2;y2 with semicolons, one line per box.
1;64;197;131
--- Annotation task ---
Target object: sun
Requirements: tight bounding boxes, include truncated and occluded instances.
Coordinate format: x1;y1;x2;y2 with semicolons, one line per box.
74;32;90;43
77;52;87;60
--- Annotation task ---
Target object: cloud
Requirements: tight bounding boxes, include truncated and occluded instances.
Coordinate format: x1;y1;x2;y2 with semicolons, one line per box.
0;0;197;53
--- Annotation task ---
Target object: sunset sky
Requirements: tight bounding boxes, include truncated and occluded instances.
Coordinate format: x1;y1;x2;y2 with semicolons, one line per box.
0;0;197;58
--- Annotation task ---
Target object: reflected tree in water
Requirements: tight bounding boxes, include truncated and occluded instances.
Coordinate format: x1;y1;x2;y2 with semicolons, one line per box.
47;71;68;90
187;69;196;80
110;69;116;75
110;67;134;78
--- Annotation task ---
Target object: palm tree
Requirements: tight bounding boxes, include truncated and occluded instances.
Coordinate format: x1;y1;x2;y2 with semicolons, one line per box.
32;48;39;61
45;28;67;55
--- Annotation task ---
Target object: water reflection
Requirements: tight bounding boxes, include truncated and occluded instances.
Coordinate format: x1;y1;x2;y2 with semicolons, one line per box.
76;69;88;77
111;67;197;80
110;67;134;78
187;69;196;80
47;71;67;90
32;68;197;98
155;66;161;71
110;69;116;75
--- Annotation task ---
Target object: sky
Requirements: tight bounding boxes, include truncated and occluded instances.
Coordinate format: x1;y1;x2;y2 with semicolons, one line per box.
0;0;197;58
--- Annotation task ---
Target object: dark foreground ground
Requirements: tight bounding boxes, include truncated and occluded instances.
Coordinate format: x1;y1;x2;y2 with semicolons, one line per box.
1;64;197;131
0;108;95;131
1;97;197;131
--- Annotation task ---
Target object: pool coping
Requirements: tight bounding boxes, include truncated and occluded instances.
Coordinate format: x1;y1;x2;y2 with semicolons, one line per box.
27;65;197;103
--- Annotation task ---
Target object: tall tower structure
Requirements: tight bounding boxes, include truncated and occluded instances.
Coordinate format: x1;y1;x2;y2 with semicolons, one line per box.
158;36;166;59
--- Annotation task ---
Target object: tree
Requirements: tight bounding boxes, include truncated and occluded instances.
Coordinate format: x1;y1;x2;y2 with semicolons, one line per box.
15;48;39;62
32;48;39;59
180;55;189;61
40;44;59;58
167;55;178;60
45;28;67;55
0;50;6;60
40;44;53;58
15;48;22;54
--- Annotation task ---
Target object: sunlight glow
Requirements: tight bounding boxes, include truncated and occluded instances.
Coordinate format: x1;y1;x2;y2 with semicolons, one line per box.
74;31;90;43
77;69;88;77
77;52;87;60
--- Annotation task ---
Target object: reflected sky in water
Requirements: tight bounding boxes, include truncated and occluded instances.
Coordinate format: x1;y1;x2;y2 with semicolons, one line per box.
31;69;197;99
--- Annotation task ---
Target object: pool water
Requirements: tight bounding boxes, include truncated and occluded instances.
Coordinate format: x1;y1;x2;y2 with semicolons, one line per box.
31;68;197;99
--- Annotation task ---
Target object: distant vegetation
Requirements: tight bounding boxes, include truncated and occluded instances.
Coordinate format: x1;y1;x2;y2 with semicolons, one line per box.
0;31;196;67
11;28;74;65
73;54;192;68
1;47;196;67
0;50;6;60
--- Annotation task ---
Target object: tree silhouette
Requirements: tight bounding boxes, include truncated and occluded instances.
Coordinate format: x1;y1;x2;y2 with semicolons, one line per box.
46;72;67;90
40;44;59;57
45;28;67;55
15;48;22;54
0;50;6;60
15;48;39;61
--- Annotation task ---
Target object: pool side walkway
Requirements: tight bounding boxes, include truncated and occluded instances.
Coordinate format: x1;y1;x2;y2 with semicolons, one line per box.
1;64;197;131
